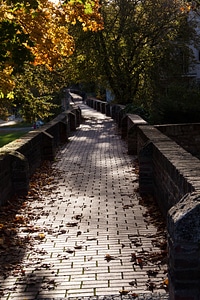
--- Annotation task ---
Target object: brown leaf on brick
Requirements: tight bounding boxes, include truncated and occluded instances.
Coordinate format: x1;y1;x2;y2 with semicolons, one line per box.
123;204;134;209
119;289;130;295
74;245;82;249
129;280;137;287
13;215;26;224
65;248;75;254
131;293;139;299
104;254;116;262
147;269;159;277
66;222;78;227
161;277;169;290
73;214;83;220
137;257;143;268
146;279;156;291
130;253;137;262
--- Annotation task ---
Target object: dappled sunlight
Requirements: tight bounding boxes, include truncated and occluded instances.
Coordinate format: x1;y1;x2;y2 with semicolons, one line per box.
0;104;168;298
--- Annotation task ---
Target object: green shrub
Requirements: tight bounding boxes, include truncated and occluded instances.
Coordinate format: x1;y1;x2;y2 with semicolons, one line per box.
123;103;150;121
151;82;200;124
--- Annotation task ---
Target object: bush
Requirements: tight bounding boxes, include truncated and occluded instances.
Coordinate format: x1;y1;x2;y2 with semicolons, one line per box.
151;82;200;124
123;103;150;121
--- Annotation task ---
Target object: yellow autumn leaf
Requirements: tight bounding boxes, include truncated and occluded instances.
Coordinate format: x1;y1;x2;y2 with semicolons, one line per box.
38;233;45;239
163;278;169;286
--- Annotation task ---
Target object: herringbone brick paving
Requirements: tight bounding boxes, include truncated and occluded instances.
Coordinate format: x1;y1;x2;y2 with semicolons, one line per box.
0;103;168;299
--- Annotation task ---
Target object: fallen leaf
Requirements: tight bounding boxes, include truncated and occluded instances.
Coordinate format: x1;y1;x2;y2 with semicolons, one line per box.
21;269;26;276
147;269;159;277
130;253;136;262
73;214;83;220
129;280;137;286
66;222;78;227
74;245;82;249
131;293;139;299
86;237;97;241
163;278;168;285
38;233;45;240
137;257;143;267
123;204;134;209
146;280;156;291
14;215;26;224
162;278;169;288
65;248;74;254
87;256;93;261
104;254;115;262
59;229;66;234
119;289;129;295
40;263;52;269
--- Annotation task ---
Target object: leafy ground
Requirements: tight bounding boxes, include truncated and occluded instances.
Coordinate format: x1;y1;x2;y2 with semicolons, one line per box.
0;159;168;297
0;161;57;281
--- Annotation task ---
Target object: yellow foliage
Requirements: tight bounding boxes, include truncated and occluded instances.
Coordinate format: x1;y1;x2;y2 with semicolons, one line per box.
0;66;15;95
14;0;75;68
64;0;104;31
10;0;102;68
0;0;103;94
38;232;45;239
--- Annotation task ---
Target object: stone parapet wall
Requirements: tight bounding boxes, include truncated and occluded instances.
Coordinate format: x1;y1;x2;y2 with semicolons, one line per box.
0;154;13;205
156;123;200;158
0;105;81;206
121;114;147;154
168;193;200;299
137;125;200;215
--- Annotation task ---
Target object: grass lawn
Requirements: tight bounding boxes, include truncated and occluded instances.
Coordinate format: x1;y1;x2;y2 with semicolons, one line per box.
0;130;30;147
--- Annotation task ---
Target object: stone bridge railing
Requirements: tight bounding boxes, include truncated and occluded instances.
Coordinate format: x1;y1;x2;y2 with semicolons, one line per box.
0;104;81;206
86;97;200;300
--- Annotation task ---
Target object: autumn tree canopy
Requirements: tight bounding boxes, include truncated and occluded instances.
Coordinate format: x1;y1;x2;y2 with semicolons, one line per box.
0;0;103;96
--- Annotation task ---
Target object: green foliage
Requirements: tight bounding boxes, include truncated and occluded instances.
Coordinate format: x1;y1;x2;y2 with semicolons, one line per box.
0;97;13;120
151;82;200;124
13;64;64;123
123;103;150;121
0;20;34;73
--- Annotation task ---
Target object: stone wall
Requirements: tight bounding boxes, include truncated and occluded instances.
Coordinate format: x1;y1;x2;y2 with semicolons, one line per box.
121;114;147;154
86;97;200;299
0;105;81;206
136;125;200;215
168;193;200;299
157;123;200;159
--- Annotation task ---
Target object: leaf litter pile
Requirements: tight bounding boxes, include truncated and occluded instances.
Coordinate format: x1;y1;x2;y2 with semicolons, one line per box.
0;160;63;296
128;196;168;292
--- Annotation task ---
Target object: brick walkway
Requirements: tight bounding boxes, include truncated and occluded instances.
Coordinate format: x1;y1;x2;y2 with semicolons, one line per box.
0;103;168;300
